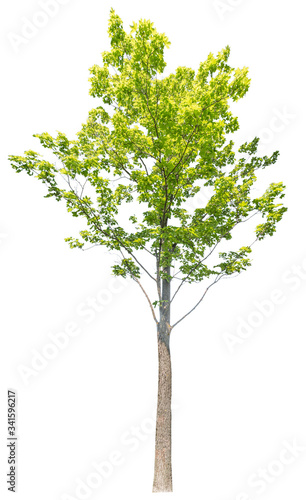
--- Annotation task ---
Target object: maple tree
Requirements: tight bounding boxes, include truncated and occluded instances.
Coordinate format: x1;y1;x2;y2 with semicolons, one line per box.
8;9;287;492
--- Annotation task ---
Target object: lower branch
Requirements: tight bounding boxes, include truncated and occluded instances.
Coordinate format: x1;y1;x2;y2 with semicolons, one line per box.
132;276;158;325
171;274;223;329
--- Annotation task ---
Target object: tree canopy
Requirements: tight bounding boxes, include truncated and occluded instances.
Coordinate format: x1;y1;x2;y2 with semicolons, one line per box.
8;9;287;327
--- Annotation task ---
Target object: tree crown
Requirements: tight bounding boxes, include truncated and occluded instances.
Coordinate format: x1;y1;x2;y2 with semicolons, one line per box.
8;9;287;326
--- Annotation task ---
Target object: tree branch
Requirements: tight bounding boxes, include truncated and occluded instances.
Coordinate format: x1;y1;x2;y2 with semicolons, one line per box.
119;247;158;325
64;174;157;282
132;276;158;325
170;210;259;303
171;274;223;329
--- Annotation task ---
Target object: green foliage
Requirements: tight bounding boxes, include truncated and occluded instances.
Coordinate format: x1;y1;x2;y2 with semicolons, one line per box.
8;9;287;290
215;246;252;275
112;257;141;278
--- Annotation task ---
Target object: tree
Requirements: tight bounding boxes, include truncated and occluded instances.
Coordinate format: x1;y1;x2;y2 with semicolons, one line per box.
8;9;287;493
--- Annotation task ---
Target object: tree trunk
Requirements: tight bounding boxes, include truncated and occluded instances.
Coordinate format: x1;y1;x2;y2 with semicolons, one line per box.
152;335;172;492
153;266;172;492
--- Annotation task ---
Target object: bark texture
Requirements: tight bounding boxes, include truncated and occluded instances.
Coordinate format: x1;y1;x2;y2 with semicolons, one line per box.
152;336;172;492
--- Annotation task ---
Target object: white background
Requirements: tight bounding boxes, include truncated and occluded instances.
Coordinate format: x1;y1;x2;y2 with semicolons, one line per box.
1;1;306;499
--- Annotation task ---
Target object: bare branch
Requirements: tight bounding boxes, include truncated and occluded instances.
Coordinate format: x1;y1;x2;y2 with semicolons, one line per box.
132;276;158;325
171;274;223;329
119;247;158;325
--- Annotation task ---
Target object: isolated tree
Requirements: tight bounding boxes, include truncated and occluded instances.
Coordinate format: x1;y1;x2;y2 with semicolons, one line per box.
8;9;287;493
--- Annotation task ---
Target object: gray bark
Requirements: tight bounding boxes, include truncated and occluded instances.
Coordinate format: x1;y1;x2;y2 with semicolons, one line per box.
153;267;173;492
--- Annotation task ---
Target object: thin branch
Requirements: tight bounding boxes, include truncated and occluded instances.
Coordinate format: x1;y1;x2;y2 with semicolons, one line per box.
108;147;135;181
81;243;100;251
80;178;88;198
119;248;158;325
143;246;155;257
63;174;157;283
171;274;223;329
138;156;149;175
111;175;131;182
172;233;259;329
170;210;259;303
132;276;158;325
